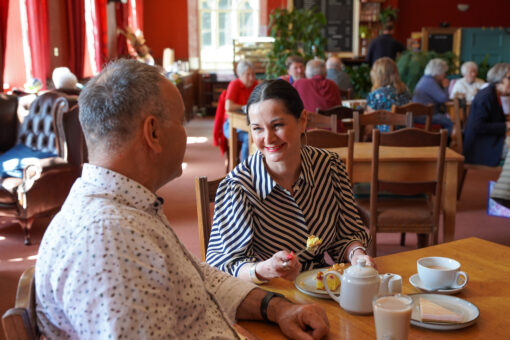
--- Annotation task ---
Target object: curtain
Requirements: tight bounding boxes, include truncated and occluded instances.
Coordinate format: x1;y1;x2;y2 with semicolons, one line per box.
20;0;50;89
84;0;108;74
66;0;85;79
115;2;128;58
127;0;142;32
0;0;9;92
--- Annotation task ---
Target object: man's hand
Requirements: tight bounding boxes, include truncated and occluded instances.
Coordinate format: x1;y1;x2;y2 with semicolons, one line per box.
271;299;330;340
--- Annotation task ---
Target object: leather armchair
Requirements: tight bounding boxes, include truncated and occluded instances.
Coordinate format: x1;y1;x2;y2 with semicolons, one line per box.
0;91;84;244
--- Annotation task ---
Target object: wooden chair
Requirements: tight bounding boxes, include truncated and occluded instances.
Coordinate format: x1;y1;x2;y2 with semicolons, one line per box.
392;103;434;131
451;96;470;154
305;129;354;181
316;105;357;132
195;176;224;261
2;267;39;340
353;110;413;142
307;111;337;132
359;128;447;257
340;88;352;100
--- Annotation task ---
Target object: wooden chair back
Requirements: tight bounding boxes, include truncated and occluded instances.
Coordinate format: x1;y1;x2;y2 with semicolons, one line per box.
195;176;224;261
2;267;38;340
307;111;337;132
316;105;356;120
452;96;470;154
353;110;412;142
305;129;354;181
368;128;447;256
340;88;352;100
392;103;434;131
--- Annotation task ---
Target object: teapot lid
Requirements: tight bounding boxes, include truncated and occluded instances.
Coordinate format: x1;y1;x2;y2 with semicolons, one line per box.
345;258;378;278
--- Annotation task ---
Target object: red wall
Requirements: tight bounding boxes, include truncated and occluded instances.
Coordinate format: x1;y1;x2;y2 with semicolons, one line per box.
396;0;510;43
143;0;189;62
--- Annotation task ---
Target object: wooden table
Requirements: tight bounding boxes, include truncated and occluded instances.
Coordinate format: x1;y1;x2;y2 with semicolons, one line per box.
330;143;464;243
239;237;510;339
227;111;255;171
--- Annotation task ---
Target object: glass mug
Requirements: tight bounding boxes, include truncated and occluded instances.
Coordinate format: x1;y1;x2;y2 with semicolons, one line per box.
372;294;413;340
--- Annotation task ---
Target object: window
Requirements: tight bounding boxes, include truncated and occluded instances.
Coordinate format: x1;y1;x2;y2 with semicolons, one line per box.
199;0;260;70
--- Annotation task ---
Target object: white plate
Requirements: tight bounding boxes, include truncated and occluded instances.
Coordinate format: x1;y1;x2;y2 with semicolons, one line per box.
410;293;479;330
409;273;465;295
294;268;340;299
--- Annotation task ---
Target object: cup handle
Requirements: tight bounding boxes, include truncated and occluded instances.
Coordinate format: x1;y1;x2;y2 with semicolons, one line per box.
451;271;468;289
323;271;342;303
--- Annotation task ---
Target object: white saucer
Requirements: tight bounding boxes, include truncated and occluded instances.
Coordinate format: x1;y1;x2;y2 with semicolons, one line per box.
409;274;464;294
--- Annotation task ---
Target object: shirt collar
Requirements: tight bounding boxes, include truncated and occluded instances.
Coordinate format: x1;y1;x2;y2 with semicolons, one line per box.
249;146;315;200
81;163;163;213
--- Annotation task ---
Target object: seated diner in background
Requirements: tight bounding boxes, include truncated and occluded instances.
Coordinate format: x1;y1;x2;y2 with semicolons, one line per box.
223;60;258;163
449;61;485;103
279;55;305;85
35;60;329;339
326;55;354;93
206;79;374;284
412;58;454;134
463;63;510;166
366;57;411;132
293;59;342;112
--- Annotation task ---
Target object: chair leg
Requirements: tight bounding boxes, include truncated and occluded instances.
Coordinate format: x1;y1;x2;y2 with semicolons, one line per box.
417;233;428;248
400;232;406;246
20;218;35;245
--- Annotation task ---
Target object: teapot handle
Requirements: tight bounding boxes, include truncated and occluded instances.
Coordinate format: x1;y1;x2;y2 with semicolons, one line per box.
323;271;342;303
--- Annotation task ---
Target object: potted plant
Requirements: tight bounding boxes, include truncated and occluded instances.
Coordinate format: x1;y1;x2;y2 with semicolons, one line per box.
266;7;327;79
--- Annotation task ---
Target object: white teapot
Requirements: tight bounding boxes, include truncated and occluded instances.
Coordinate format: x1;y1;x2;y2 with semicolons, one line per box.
324;259;402;314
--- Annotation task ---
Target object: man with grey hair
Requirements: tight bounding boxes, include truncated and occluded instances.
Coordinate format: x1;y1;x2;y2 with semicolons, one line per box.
293;59;341;112
326;56;353;92
463;62;510;166
412;58;453;134
450;61;485;102
35;59;329;339
223;60;258;162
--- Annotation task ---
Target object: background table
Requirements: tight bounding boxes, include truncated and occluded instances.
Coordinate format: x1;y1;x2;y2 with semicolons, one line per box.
238;237;510;339
330;143;464;243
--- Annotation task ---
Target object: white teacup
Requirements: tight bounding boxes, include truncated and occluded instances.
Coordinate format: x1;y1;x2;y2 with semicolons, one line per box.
417;257;468;291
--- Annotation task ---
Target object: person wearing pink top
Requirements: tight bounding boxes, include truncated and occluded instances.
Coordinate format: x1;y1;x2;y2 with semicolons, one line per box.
293;59;342;112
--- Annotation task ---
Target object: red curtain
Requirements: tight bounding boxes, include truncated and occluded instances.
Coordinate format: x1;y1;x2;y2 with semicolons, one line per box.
115;2;129;58
84;0;108;74
66;0;85;79
128;0;143;32
0;0;9;92
21;0;50;89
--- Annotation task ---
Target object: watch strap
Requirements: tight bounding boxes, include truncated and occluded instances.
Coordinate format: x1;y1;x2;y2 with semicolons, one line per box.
260;291;286;323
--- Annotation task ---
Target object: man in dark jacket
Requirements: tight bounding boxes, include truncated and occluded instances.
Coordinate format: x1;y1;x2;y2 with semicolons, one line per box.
367;22;405;67
463;63;510;166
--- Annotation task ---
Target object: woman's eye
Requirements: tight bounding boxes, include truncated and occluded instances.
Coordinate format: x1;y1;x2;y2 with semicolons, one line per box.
274;123;283;129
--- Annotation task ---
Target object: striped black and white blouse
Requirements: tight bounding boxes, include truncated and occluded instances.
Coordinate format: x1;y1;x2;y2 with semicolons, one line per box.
206;145;369;276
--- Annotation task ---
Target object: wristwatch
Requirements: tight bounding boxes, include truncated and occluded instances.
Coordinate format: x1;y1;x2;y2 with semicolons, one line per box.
260;291;286;323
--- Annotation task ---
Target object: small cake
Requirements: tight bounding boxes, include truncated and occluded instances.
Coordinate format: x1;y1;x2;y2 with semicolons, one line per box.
306;235;322;250
315;263;347;291
419;298;463;323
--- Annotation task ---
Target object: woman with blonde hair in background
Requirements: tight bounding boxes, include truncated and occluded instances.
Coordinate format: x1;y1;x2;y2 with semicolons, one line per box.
366;57;411;131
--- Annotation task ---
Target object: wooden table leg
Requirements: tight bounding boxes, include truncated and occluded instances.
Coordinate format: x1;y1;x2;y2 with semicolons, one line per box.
442;160;459;242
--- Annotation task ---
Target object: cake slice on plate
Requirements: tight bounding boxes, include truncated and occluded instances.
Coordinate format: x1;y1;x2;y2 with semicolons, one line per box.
419;297;463;323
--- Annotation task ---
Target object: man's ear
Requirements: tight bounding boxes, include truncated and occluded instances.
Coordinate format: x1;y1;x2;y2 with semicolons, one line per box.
143;115;163;153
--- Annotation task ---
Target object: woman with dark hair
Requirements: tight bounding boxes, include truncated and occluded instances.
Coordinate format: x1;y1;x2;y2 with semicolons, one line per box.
463;63;510;166
206;79;373;283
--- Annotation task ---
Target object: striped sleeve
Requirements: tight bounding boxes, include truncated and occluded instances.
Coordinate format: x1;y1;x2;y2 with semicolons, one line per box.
329;151;370;262
206;177;256;276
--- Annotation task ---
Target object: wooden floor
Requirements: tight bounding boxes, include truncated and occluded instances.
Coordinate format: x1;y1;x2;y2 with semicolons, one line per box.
1;117;509;340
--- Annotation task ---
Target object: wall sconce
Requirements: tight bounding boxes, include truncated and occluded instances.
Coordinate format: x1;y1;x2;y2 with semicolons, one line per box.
457;4;470;12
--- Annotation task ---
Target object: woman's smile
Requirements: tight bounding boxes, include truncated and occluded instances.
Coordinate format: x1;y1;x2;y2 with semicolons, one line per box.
265;143;285;152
